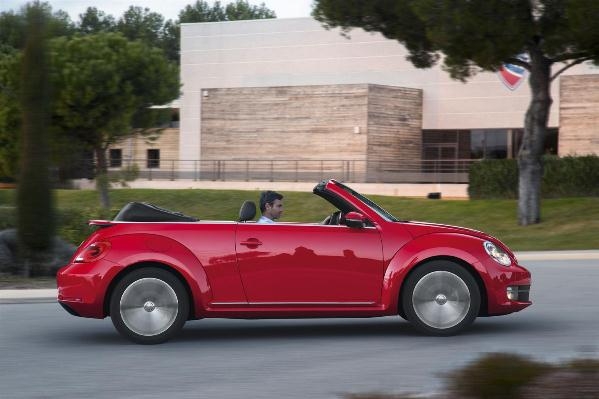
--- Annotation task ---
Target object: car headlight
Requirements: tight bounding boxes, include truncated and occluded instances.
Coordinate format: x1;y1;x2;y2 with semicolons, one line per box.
483;241;512;266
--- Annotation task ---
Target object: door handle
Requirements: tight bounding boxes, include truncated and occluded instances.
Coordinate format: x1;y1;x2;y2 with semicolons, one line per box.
240;238;262;247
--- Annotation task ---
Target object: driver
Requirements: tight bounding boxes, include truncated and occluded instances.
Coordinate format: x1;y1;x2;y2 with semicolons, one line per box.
257;191;284;223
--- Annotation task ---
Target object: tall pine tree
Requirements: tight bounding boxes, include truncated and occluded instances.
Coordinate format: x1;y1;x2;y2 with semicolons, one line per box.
17;2;55;276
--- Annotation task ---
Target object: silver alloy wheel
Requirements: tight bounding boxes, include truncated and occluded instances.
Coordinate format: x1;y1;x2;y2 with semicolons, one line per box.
412;271;471;329
119;278;179;337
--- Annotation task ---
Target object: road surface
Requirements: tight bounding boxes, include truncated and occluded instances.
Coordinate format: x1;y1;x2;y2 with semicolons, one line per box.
1;260;598;398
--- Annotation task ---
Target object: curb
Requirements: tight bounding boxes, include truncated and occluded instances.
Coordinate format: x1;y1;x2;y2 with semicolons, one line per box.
515;250;599;261
0;289;57;304
1;251;598;304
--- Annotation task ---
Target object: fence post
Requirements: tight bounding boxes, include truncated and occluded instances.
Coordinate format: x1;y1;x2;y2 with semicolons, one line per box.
170;160;175;181
295;160;298;182
270;160;274;182
320;160;323;180
345;160;349;182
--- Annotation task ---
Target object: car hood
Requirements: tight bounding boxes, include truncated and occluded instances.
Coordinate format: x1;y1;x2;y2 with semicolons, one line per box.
403;221;495;242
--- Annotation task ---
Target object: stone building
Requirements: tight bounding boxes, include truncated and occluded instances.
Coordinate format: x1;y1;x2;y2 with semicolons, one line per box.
110;17;599;182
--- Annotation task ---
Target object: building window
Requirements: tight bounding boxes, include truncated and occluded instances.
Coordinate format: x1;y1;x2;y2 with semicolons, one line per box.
170;109;180;128
512;128;558;156
422;130;470;160
147;149;160;168
470;129;508;159
423;128;559;161
109;149;122;167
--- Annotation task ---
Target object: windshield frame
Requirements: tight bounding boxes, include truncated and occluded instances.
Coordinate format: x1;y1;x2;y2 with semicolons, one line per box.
335;182;400;222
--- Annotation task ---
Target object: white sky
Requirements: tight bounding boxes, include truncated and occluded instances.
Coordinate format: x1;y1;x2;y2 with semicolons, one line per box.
0;0;314;21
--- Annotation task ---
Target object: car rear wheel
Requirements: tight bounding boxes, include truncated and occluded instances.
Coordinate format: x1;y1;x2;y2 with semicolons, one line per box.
402;261;480;336
110;267;189;344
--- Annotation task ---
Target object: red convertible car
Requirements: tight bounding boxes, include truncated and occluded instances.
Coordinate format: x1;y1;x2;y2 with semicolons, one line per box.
57;179;531;344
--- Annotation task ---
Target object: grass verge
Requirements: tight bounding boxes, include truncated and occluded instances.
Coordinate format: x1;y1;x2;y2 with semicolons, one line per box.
1;187;598;251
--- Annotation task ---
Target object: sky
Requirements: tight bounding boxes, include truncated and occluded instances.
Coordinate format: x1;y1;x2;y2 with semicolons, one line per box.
0;0;314;21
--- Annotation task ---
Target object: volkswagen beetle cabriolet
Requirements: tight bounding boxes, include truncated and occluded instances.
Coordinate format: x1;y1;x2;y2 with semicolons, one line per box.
57;179;531;344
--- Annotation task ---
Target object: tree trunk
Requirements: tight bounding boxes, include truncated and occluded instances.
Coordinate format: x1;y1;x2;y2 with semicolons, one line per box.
95;147;110;209
16;7;54;276
518;48;552;225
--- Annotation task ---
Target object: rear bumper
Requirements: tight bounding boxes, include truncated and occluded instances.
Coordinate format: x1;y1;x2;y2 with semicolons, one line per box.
57;259;122;319
58;301;81;317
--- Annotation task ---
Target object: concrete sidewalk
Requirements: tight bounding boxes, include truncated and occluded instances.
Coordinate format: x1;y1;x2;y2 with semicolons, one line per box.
1;250;598;304
0;289;57;304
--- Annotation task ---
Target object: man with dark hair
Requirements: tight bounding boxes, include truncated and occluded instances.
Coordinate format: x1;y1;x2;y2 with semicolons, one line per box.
258;190;284;223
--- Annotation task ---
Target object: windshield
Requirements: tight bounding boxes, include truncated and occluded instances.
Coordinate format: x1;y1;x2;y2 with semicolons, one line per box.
336;182;400;222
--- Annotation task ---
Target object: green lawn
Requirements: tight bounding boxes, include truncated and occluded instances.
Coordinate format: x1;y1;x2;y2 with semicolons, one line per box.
0;188;597;250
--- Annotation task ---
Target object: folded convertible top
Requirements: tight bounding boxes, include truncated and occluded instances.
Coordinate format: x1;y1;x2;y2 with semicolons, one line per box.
112;202;199;222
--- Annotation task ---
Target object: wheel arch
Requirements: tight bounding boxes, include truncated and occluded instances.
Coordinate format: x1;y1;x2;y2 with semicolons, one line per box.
103;261;197;320
397;255;489;318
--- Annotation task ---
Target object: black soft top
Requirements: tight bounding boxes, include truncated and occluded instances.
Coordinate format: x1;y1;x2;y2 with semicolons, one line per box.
113;202;198;222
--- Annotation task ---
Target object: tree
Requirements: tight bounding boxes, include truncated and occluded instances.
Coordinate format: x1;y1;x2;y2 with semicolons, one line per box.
0;2;74;50
0;49;20;180
224;0;276;20
78;7;116;34
117;6;165;44
179;0;276;22
0;2;75;182
50;32;179;208
179;1;226;22
313;0;599;225
17;2;55;276
161;19;180;63
115;6;180;63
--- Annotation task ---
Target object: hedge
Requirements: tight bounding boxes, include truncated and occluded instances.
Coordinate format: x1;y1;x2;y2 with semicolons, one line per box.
469;155;599;199
0;206;108;245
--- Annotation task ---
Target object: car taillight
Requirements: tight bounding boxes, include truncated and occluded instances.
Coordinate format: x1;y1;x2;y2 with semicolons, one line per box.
75;241;111;263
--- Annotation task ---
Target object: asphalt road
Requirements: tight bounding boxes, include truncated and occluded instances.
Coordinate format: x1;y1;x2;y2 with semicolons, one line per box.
1;260;598;399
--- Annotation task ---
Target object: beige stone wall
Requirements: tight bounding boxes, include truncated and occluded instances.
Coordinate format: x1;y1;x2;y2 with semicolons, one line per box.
367;85;422;165
200;84;369;160
199;84;422;180
108;128;180;169
559;75;599;155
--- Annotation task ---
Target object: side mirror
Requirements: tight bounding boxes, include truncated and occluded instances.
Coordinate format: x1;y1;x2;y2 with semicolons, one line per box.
344;211;367;228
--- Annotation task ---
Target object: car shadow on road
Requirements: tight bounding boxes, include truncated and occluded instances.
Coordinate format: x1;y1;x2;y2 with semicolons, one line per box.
49;315;549;346
177;318;420;342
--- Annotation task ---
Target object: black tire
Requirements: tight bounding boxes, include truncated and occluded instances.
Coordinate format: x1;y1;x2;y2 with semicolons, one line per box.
401;260;480;336
110;267;189;344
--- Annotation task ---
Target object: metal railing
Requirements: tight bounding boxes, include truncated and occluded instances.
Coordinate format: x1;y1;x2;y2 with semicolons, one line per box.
102;158;478;184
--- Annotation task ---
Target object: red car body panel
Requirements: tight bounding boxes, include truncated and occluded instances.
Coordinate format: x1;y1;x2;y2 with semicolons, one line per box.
57;179;531;322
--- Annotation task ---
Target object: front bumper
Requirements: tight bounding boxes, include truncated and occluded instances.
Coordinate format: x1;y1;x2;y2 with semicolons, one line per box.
480;257;532;316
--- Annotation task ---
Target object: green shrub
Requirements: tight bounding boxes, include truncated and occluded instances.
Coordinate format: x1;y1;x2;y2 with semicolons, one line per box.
468;159;518;199
346;354;599;399
445;353;554;399
542;155;599;198
55;207;115;245
469;155;599;199
0;206;16;230
0;206;111;246
566;358;599;373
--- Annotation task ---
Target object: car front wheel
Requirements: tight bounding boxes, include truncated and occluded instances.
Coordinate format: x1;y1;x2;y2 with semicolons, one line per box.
402;261;480;336
110;267;189;344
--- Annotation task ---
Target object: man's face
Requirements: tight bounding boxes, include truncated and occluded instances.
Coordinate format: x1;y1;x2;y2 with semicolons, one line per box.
265;199;284;220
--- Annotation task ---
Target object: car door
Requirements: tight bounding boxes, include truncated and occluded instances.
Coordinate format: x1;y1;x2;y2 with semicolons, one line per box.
235;223;384;305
